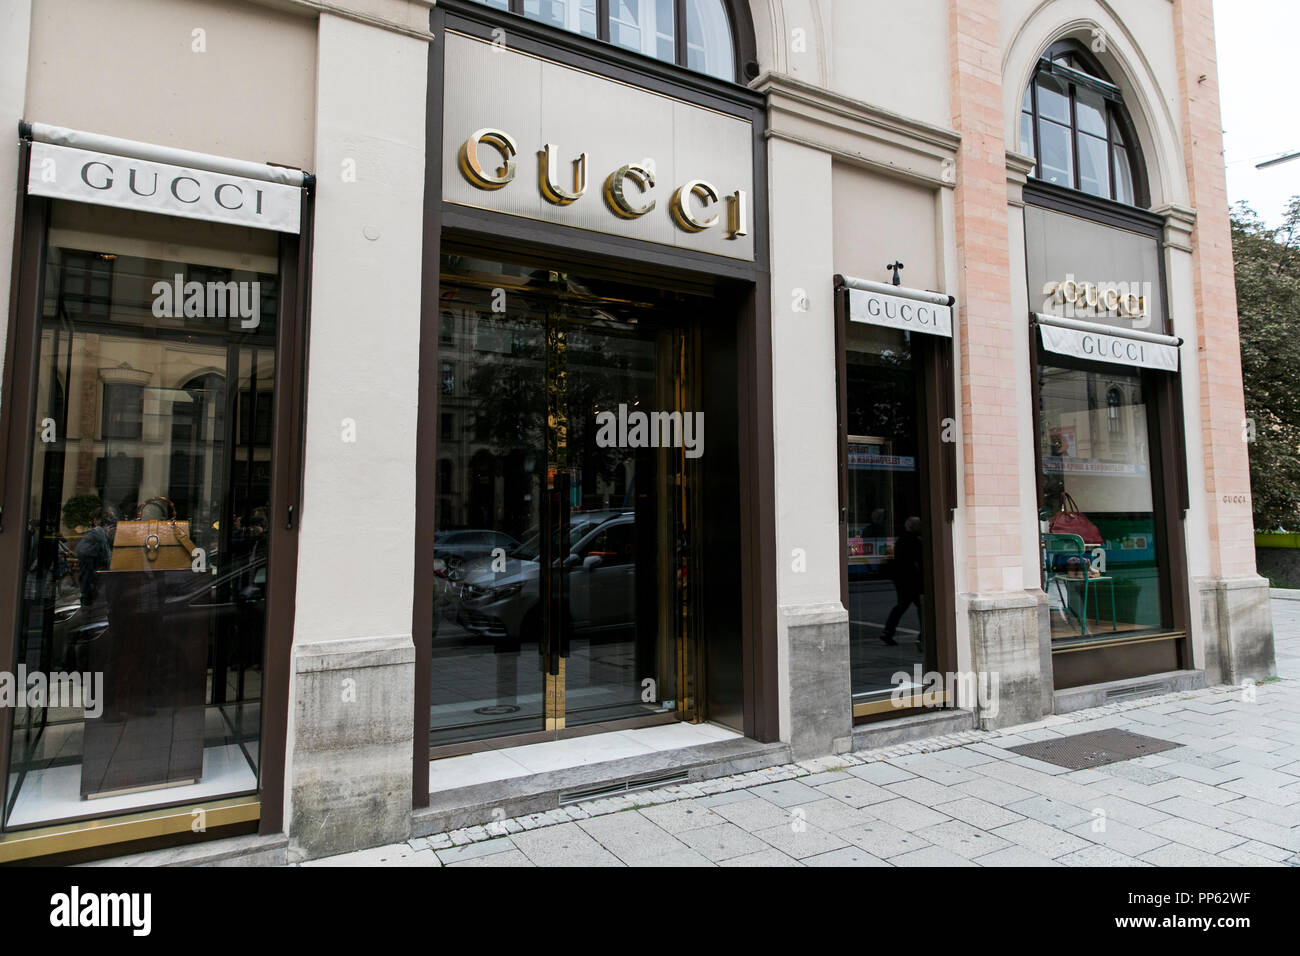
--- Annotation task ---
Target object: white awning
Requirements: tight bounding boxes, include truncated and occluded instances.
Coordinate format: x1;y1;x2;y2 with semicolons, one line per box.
23;122;306;233
1035;313;1181;372
838;275;954;339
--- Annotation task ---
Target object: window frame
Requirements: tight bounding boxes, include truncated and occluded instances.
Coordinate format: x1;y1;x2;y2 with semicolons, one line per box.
1022;40;1149;208
476;0;740;82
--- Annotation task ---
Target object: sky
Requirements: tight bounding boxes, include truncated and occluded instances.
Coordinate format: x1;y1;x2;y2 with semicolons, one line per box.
1215;0;1300;226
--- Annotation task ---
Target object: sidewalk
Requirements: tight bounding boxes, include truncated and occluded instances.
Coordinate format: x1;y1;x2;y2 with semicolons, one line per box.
307;597;1300;867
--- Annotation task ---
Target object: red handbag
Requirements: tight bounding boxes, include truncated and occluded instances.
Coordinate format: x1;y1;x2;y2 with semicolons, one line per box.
1049;492;1102;546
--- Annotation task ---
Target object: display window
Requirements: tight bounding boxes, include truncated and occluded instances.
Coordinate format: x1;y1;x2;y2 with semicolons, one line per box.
3;203;280;828
1038;361;1167;645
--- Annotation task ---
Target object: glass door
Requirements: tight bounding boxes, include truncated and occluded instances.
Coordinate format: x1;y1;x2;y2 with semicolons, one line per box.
844;322;935;715
430;255;698;747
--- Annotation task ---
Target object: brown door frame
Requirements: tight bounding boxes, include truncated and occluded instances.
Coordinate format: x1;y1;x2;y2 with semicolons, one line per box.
414;4;777;806
0;136;312;842
833;281;959;717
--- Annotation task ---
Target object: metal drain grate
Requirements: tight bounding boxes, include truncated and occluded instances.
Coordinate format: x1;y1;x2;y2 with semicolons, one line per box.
1007;729;1179;769
559;770;690;806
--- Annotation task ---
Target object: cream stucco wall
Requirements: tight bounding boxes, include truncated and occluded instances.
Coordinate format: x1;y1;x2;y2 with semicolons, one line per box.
26;0;317;170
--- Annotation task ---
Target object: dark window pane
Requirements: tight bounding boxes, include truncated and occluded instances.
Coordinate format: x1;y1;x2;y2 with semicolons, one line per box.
523;0;597;38
1021;111;1036;160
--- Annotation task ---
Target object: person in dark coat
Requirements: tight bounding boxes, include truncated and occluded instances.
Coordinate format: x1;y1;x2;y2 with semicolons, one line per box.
880;516;923;648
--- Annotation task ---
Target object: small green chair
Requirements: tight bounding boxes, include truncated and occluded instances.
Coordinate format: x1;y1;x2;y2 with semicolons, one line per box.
1042;532;1116;638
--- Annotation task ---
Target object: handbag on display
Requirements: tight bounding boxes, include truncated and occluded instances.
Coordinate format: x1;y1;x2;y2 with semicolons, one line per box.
1048;492;1103;547
109;496;198;571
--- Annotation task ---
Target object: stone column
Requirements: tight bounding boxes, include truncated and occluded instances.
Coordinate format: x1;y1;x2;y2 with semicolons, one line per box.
1172;0;1275;684
766;132;853;759
947;0;1048;728
284;9;430;861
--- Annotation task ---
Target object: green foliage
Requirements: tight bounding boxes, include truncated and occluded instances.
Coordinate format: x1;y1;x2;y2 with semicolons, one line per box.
62;493;102;531
1233;198;1300;530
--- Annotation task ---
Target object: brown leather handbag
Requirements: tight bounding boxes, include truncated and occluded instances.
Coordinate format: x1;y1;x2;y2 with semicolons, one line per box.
109;496;198;571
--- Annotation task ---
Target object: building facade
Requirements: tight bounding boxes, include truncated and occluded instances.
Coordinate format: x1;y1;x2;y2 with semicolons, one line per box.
0;0;1274;863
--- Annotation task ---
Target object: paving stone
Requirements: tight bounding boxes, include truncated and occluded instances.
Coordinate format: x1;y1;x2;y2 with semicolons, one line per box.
799;770;854;787
884;776;965;807
675;822;768;862
436;837;518;865
1057;844;1152;867
711;797;796;833
867;798;951;832
1144;817;1246;854
1217;795;1300;828
915;819;1012;859
954;776;1037;807
791;797;877;833
695;789;754;809
974;845;1061;867
1065;818;1169;857
1006;795;1096;829
637;801;726;834
814;777;897;808
751;822;849;860
1079;793;1172;829
578;812;707;866
1218;816;1300;853
748;780;824;808
510;822;625;867
1140;843;1238;867
1097;762;1176;785
803;846;891;867
847;762;916;785
932;747;999;768
718;848;803;867
888;845;977;867
448;849;535;867
1220;778;1300;807
1217;839;1294;863
934;796;1024;830
989;819;1092;859
1148;796;1246;828
836;819;935;858
1217;846;1287;867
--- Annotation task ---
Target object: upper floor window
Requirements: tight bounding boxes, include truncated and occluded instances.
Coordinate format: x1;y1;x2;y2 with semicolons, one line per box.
1020;41;1143;206
470;0;736;81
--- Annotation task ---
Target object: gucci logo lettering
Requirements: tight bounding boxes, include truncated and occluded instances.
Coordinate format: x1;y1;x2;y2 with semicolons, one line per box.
459;128;747;240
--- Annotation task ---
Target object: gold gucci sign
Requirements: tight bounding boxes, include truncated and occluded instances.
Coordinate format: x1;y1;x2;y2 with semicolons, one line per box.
458;128;748;240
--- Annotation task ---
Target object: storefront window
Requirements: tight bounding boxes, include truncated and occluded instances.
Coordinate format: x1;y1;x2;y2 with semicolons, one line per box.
4;203;277;828
1038;362;1167;645
468;0;737;81
844;323;928;704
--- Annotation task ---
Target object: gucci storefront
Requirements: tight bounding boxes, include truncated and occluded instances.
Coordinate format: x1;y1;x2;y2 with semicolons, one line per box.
0;124;312;857
1023;194;1191;689
416;0;777;802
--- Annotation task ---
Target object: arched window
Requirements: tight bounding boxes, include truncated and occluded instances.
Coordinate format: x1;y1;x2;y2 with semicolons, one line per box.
470;0;741;81
1019;40;1145;206
1106;385;1123;436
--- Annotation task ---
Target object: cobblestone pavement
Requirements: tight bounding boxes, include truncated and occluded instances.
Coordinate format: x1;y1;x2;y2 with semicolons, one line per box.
307;596;1300;868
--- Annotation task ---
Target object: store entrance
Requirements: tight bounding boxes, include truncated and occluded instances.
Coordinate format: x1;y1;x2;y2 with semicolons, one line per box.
430;255;704;748
843;323;942;717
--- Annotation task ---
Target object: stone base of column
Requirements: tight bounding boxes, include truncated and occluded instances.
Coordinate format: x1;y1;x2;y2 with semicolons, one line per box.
1196;576;1276;686
781;602;852;759
967;590;1051;730
287;634;416;861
